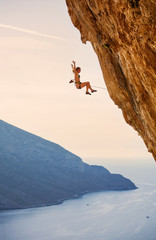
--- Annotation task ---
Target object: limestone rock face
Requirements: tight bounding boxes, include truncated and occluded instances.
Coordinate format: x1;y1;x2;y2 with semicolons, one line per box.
65;0;156;160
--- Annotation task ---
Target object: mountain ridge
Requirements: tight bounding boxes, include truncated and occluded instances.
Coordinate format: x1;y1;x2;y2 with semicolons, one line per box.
0;120;137;210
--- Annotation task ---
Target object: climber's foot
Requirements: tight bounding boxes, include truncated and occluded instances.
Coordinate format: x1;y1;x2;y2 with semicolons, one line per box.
91;90;97;93
86;92;91;95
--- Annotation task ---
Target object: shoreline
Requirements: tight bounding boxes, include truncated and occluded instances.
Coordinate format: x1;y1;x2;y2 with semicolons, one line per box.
0;186;137;212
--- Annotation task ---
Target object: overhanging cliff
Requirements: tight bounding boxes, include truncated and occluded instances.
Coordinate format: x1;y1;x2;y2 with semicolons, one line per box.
65;0;156;160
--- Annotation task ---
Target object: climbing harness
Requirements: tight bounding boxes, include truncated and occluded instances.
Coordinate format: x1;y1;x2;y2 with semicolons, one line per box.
75;81;82;89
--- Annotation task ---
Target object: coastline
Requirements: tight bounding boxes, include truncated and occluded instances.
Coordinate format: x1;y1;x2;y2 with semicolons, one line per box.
0;186;137;212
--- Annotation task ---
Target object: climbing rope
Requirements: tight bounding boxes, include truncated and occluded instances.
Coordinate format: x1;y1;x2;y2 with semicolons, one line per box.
92;85;107;90
69;79;107;90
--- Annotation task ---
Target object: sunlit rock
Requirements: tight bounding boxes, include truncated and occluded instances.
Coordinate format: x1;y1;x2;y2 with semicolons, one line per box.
65;0;156;160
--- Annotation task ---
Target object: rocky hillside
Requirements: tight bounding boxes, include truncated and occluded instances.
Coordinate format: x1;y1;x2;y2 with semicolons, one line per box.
65;0;156;160
0;120;136;210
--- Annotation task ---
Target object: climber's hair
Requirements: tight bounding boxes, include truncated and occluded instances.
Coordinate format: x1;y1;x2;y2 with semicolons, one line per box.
76;67;81;72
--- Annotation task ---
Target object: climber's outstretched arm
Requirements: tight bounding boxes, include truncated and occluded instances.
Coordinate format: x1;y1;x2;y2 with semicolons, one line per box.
71;60;76;72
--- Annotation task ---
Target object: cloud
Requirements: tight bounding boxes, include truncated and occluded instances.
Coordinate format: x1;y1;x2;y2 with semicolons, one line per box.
0;23;67;42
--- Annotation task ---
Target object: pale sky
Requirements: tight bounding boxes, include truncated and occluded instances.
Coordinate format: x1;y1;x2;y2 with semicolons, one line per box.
0;0;153;163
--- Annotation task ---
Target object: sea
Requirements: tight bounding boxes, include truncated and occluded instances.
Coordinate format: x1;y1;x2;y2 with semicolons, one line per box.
0;158;156;240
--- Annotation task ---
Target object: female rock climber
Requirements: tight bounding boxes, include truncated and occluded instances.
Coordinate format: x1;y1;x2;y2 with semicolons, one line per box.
70;61;97;95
